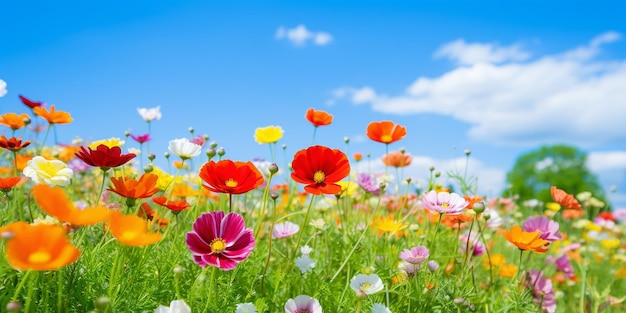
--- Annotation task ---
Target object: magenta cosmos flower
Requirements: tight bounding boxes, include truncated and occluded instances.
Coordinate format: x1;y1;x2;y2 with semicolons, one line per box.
186;211;255;270
421;190;468;215
522;216;562;242
399;246;430;264
284;295;322;313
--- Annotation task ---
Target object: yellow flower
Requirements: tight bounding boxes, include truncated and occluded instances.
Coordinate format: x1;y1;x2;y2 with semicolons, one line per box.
150;166;180;190
498;264;517;278
546;202;561;211
22;156;73;187
254;125;284;144
373;215;408;237
483;253;505;268
89;137;125;149
601;239;620;249
337;181;358;197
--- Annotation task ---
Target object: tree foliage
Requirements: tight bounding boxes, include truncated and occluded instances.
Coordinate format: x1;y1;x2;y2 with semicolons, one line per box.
504;145;608;207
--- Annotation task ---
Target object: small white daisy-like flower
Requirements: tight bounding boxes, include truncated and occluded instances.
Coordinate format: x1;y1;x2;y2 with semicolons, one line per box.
350;273;384;297
371;303;392;313
235;302;258;313
300;245;313;256
295;255;316;274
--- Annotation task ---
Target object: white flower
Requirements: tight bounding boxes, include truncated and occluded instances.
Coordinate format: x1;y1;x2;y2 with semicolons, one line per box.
295;255;316;274
309;218;326;230
154;299;191;313
350;273;384;297
23;156;73;187
273;221;300;239
138;106;162;122
371;303;392;313
0;79;6;97
284;295;322;313
235;302;258;313
128;147;141;155
300;245;313;256
484;208;503;229
168;138;202;160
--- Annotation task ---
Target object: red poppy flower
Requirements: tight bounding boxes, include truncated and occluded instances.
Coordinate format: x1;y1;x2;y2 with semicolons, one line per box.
199;160;264;195
75;144;136;171
108;173;160;199
152;196;191;212
0;176;22;192
0;136;32;152
291;145;350;195
550;186;582;210
366;121;407;144
19;95;44;109
305;108;333;127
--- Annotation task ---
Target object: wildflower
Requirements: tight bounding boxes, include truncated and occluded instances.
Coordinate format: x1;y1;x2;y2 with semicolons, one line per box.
0;222;80;271
273;221;300;239
108;211;163;246
381;151;412;168
374;215;408;237
130;133;151;144
498;264;517;278
235;302;258;313
503;225;549;253
199;160;264;194
89;137;125;149
154;299;191;313
108;173;160;202
23;156;73;187
427;260;439;272
371;303;392;313
0;113;30;130
0;176;21;192
310;218;326;230
290;145;350;195
305;108;333;127
353;152;363;162
459;233;485;256
284;295;322;313
254;125;284;144
32;185;110;225
551;186;582;210
168;138;202;160
152;196;190;213
138;202;169;227
75;144;136;171
366;121;406;144
32;105;73;124
137;106;162;122
399;246;430;264
350;273;384;297
483;253;505;268
186;211;255;270
189;134;206;147
0;135;32;152
295;255;316;274
301;245;313;255
522;216;562;242
525;270;557;313
357;173;381;196
19;95;44;108
421;190;468;215
551;254;575;278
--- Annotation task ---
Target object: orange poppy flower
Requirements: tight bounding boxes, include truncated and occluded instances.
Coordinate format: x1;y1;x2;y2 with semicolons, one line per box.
0;113;31;130
15;154;33;171
0;135;32;152
108;173;160;199
33;105;73;124
305;108;333;127
381;151;412;168
0;222;80;271
152;196;190;212
550;186;582;210
353;152;363;162
19;95;44;109
138;202;169;227
199;160;264;195
108;211;163;246
562;209;585;219
366;121;407;144
32;184;111;225
503;225;549;253
0;176;22;192
290;145;350;195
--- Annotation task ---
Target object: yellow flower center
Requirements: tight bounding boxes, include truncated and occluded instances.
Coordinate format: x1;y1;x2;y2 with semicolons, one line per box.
360;283;371;292
225;179;238;188
28;250;51;264
381;134;392;143
120;231;139;242
210;238;227;253
441;203;449;209
313;170;326;183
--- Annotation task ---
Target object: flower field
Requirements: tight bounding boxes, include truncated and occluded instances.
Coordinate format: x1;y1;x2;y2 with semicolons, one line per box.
1;101;625;313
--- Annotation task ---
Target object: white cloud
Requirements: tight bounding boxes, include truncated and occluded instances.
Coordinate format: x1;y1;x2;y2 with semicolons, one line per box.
275;25;333;46
330;31;626;147
434;39;531;65
588;151;626;172
0;79;6;97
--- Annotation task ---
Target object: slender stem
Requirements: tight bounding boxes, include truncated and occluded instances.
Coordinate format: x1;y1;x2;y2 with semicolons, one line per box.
205;266;218;312
260;197;278;293
288;195;316;271
11;270;32;301
96;169;109;206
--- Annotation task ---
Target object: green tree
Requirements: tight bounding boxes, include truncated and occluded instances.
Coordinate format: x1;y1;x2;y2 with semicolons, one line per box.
504;145;608;208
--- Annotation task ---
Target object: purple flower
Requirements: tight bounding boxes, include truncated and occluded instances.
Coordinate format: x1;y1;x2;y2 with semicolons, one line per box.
427;260;439;272
459;233;485;257
421;190;468;215
186;211;255;270
67;158;92;173
522;216;562;242
272;221;300;239
284;295;322;313
357;173;380;196
399;246;430;264
553;254;575;278
525;270;557;313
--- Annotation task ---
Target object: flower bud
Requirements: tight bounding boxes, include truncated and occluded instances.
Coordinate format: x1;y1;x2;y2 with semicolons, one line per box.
217;147;225;157
344;136;350;144
124;131;130;137
429;166;435;172
164;152;170;159
95;296;110;311
270;192;280;200
464;149;471;156
427;260;439;272
269;163;279;175
188;127;194;134
203;134;210;141
148;153;156;161
472;201;485;214
210;141;218;148
206;148;216;159
6;301;21;312
143;165;153;173
173;266;185;276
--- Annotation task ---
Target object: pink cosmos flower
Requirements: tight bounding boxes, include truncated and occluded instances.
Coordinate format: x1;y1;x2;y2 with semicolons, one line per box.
130;133;151;144
522;216;562;242
284;295;322;313
459;233;485;257
548;254;575;279
421;190;468;215
272;221;300;239
399;246;430;264
186;211;255;270
525;270;557;313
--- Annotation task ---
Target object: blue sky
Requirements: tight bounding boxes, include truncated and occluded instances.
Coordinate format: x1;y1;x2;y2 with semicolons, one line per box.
1;0;625;207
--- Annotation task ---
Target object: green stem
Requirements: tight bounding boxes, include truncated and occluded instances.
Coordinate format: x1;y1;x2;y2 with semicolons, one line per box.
11;270;32;302
205;266;218;312
288;195;316;272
